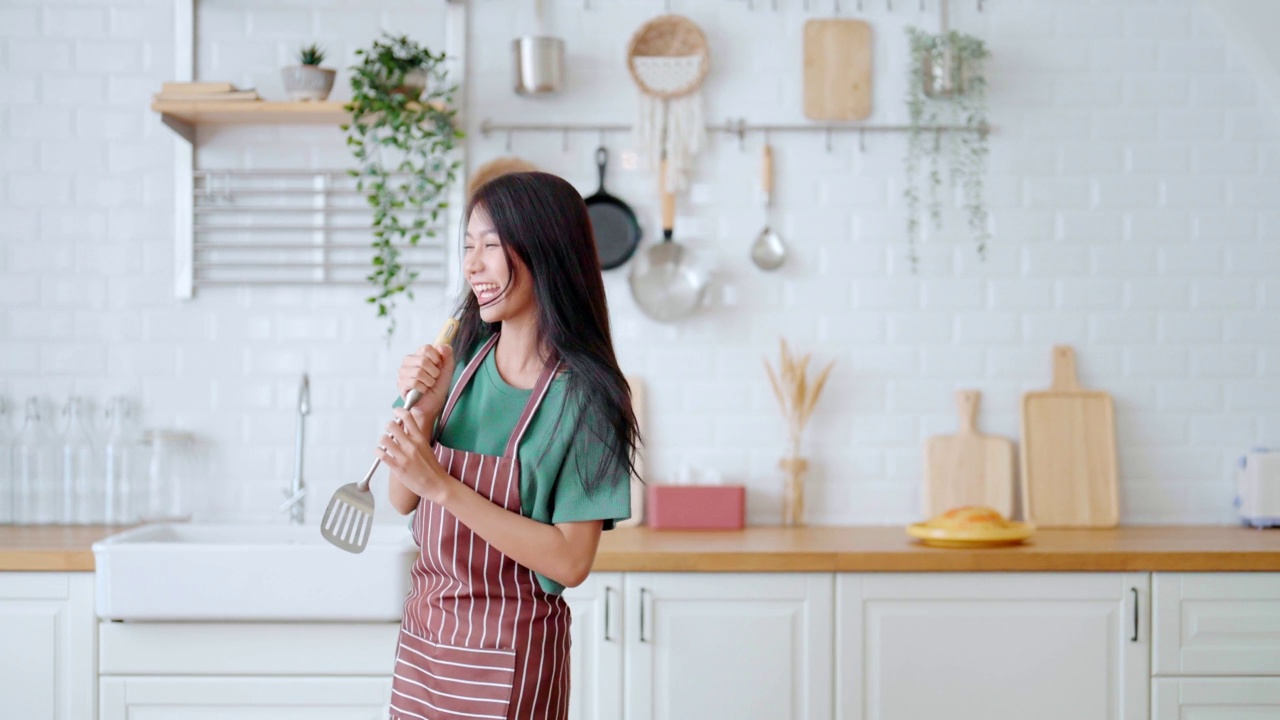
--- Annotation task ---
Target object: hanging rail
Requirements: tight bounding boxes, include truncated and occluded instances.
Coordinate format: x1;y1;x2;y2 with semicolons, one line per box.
479;118;990;152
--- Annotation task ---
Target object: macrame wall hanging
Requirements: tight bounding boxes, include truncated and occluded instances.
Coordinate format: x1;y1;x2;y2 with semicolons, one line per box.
626;14;710;193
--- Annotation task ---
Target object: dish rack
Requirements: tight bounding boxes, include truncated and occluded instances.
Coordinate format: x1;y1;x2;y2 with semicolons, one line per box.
184;169;447;292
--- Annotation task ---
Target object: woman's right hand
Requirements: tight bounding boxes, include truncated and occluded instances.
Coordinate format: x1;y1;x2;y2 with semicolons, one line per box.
397;342;455;420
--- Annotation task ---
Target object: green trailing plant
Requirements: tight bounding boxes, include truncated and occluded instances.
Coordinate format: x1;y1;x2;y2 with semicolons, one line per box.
904;27;990;271
343;33;462;340
298;43;326;67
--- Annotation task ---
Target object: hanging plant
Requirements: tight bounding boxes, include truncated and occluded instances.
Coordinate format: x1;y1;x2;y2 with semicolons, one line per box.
343;33;463;340
904;27;990;271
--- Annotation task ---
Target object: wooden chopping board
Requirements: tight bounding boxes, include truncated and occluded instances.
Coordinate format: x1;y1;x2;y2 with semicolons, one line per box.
923;390;1016;519
803;19;873;121
1020;346;1119;528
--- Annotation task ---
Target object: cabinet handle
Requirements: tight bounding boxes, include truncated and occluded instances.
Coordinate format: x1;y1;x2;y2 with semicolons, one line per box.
639;587;650;643
604;586;615;643
1130;587;1139;643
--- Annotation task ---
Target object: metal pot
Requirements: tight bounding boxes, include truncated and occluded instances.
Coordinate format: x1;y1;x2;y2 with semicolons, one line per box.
512;36;564;95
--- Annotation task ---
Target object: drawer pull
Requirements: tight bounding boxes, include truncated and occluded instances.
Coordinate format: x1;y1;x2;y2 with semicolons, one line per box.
604;586;615;643
1130;587;1139;643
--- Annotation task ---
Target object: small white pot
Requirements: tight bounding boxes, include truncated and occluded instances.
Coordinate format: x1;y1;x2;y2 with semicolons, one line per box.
281;65;336;102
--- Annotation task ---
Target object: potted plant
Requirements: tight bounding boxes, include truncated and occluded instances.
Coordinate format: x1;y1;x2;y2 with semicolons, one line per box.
282;43;336;102
904;27;990;271
343;33;462;340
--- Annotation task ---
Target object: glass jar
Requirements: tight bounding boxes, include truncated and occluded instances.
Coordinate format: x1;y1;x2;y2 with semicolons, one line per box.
141;430;197;522
102;398;142;526
14;398;57;525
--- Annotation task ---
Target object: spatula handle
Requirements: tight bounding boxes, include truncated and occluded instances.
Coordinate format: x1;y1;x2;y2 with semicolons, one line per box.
363;318;460;491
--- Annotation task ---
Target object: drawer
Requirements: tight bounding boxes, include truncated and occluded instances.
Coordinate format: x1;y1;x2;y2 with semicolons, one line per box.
1153;677;1280;719
1154;573;1280;675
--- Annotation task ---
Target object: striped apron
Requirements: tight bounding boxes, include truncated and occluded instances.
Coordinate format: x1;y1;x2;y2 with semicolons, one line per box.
390;335;570;720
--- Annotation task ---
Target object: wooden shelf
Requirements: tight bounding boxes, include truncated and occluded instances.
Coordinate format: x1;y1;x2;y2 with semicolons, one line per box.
152;100;350;141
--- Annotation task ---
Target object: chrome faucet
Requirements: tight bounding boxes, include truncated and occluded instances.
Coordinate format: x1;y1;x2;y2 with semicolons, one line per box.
281;373;309;525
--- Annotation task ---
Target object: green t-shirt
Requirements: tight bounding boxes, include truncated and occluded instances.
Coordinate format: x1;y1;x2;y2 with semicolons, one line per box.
396;347;631;595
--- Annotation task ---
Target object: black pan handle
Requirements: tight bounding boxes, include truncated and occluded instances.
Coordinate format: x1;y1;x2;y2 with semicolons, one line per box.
596;147;608;190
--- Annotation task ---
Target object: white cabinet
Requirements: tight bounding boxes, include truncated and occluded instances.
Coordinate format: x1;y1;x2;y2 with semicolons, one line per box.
624;572;834;720
100;677;392;719
837;573;1149;720
1153;677;1280;719
563;572;624;720
1153;572;1280;676
98;621;400;718
0;572;95;720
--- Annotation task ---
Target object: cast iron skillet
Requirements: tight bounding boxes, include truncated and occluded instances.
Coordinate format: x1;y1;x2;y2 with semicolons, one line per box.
584;147;641;270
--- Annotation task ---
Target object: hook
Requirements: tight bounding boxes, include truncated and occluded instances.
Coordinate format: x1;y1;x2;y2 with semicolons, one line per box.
772;0;778;10
562;129;570;153
736;118;747;152
857;0;863;10
824;127;833;153
977;0;983;10
859;128;866;153
505;131;513;153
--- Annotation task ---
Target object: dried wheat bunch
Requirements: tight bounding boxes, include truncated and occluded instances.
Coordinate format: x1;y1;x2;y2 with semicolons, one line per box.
763;338;835;458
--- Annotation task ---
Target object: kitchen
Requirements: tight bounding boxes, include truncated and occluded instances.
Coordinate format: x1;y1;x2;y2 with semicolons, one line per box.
3;0;1280;718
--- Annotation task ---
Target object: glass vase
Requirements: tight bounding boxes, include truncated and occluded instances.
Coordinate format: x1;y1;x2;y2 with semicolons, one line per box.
779;456;809;527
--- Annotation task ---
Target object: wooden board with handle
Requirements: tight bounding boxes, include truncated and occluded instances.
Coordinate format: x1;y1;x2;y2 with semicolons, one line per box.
803;19;873;121
1020;346;1119;528
922;390;1016;519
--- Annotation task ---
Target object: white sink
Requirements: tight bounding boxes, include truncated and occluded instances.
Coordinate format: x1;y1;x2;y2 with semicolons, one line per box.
93;522;417;622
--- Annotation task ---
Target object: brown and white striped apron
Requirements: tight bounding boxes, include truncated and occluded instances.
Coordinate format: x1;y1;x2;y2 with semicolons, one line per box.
390;335;570;720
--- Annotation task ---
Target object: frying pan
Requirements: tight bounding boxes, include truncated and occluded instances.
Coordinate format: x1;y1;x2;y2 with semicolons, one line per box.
628;159;708;322
584;147;641;270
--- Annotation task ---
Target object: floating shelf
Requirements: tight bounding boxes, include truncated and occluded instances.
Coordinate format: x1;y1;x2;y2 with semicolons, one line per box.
152;101;349;142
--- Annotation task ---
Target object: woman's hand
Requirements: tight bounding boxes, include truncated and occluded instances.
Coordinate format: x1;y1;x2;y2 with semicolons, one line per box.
376;407;456;506
397;343;455;420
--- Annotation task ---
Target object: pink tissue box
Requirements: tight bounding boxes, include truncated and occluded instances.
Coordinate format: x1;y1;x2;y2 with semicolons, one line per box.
646;485;746;530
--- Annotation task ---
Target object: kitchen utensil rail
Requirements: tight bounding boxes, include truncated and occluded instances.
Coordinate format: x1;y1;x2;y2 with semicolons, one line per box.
480;118;991;152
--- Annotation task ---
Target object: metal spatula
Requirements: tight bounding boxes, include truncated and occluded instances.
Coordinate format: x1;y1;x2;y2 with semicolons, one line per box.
321;318;459;553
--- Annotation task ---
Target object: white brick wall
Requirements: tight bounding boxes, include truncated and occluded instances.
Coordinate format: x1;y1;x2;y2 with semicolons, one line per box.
1;0;1278;527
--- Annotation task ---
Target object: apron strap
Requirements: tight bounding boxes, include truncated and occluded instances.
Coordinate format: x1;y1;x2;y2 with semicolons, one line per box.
502;353;562;460
433;333;499;442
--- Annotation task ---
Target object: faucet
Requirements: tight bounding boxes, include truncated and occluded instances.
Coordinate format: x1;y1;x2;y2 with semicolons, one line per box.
281;373;309;525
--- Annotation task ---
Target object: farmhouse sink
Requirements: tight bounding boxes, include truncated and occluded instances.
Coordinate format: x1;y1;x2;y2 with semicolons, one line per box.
92;522;417;622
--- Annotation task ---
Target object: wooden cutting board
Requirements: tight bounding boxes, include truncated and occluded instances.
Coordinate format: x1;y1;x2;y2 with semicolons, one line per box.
803;19;873;121
1020;346;1119;528
923;390;1016;519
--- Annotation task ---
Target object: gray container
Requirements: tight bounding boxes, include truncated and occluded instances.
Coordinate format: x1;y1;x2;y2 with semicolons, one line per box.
512;36;564;95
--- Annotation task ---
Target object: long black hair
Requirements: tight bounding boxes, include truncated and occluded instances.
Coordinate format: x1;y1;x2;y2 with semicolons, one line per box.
451;171;640;494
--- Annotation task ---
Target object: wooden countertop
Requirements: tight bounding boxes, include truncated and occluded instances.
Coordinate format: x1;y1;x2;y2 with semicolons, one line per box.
6;525;1280;573
593;525;1280;572
0;526;123;571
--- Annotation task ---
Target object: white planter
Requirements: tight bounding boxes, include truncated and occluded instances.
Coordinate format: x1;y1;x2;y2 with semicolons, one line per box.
281;65;336;102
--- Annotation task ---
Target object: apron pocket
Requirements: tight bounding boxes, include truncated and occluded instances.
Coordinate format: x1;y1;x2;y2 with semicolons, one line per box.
391;627;517;720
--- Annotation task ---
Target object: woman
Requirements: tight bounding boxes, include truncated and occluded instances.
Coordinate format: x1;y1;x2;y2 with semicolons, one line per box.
376;171;638;720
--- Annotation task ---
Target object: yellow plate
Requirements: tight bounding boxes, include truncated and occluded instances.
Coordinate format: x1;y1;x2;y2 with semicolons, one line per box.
906;521;1035;548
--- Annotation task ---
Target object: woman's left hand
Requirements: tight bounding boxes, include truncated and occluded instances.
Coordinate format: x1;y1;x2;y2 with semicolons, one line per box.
376;408;455;505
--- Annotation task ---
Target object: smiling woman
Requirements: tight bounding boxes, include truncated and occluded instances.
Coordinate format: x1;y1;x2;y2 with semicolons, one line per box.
376;172;640;720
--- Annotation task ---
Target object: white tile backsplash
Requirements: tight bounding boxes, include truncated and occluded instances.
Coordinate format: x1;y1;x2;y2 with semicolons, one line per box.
2;0;1278;526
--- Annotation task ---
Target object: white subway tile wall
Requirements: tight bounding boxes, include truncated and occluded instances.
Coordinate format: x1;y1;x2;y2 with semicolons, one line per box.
1;0;1277;526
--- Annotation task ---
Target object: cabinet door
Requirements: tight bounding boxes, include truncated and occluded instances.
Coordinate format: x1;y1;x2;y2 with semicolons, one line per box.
1153;677;1280;718
0;572;95;720
563;572;624;720
624;572;833;720
838;573;1149;720
1153;572;1280;675
100;676;392;719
